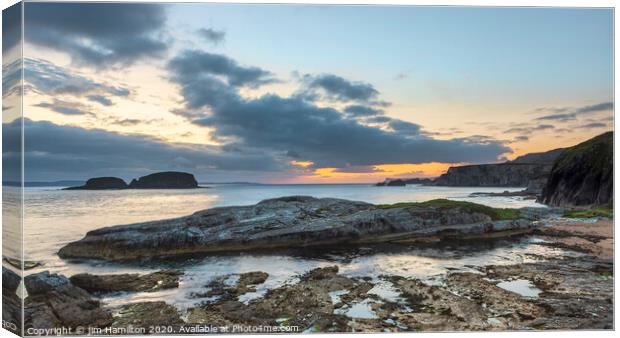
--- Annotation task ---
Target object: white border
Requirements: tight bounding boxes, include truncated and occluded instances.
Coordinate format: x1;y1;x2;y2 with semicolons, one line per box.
0;1;617;338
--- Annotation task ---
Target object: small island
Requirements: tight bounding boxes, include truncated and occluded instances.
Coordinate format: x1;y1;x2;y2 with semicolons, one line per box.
64;171;199;190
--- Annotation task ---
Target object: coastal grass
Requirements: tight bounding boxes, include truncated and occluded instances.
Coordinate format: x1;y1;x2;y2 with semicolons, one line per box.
376;199;521;221
562;205;613;219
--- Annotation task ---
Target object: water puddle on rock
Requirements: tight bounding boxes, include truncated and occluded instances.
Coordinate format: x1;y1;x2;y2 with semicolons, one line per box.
496;279;542;298
334;299;379;319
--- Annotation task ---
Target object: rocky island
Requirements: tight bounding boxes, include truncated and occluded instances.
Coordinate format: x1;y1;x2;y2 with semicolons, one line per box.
64;177;128;190
64;171;199;190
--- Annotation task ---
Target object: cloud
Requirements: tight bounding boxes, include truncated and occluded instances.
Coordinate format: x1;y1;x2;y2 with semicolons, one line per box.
535;113;576;122
25;58;130;103
197;28;226;45
504;124;554;134
24;3;168;67
3;119;284;181
576;101;613;114
533;101;613;122
87;95;113;106
296;73;384;105
577;122;608;129
388;120;421;135
168;49;511;169
34;99;92;116
2;3;21;54
168;50;276;95
343;105;384;117
513;135;529;142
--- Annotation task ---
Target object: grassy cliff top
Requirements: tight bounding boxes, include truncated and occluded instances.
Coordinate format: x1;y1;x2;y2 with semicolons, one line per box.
554;131;612;175
376;199;521;220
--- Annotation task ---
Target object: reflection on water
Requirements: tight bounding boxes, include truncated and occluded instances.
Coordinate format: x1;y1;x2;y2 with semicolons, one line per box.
19;183;555;311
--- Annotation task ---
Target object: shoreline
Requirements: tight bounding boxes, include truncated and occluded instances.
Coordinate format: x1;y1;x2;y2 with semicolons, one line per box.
10;215;612;333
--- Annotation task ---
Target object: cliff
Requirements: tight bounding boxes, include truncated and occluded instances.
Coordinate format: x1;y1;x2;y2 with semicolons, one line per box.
128;171;198;189
433;148;563;189
539;132;613;207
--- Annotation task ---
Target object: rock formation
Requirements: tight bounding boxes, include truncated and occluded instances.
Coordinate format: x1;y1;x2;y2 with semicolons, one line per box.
24;271;113;330
539;132;613;207
433;148;563;190
128;171;198;189
2;267;22;335
58;196;534;261
69;270;183;293
64;177;128;190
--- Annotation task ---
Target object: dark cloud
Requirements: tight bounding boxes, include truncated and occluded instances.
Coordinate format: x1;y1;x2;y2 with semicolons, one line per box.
2;3;21;53
197;28;226;45
25;59;130;103
343;105;384;117
576;102;613;114
533;101;613;122
513;135;529;142
297;73;383;104
505;124;554;134
168;50;276;95
168;49;511;169
366;116;392;124
109;118;143;126
577;122;608;129
3;119;283;181
24;3;168;67
34;99;92;116
535;113;576;122
388;120;421;135
87;95;113;106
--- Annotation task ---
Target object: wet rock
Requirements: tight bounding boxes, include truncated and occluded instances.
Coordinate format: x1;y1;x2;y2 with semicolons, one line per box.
24;271;71;295
302;266;339;280
24;271;113;330
2;267;22;335
186;267;380;332
69;270;183;293
446;273;546;322
193;271;269;301
59;196;535;260
111;301;183;328
3;266;21;293
387;276;489;331
238;271;268;286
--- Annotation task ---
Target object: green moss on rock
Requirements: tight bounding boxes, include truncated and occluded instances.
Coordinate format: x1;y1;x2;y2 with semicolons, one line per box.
562;205;613;219
376;199;521;220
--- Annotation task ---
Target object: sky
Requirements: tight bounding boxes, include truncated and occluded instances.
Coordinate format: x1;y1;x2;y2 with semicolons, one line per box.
2;3;614;183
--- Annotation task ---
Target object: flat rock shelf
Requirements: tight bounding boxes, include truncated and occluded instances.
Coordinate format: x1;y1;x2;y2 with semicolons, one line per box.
58;196;536;261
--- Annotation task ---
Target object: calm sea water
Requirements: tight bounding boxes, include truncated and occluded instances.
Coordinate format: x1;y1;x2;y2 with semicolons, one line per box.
6;184;566;312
